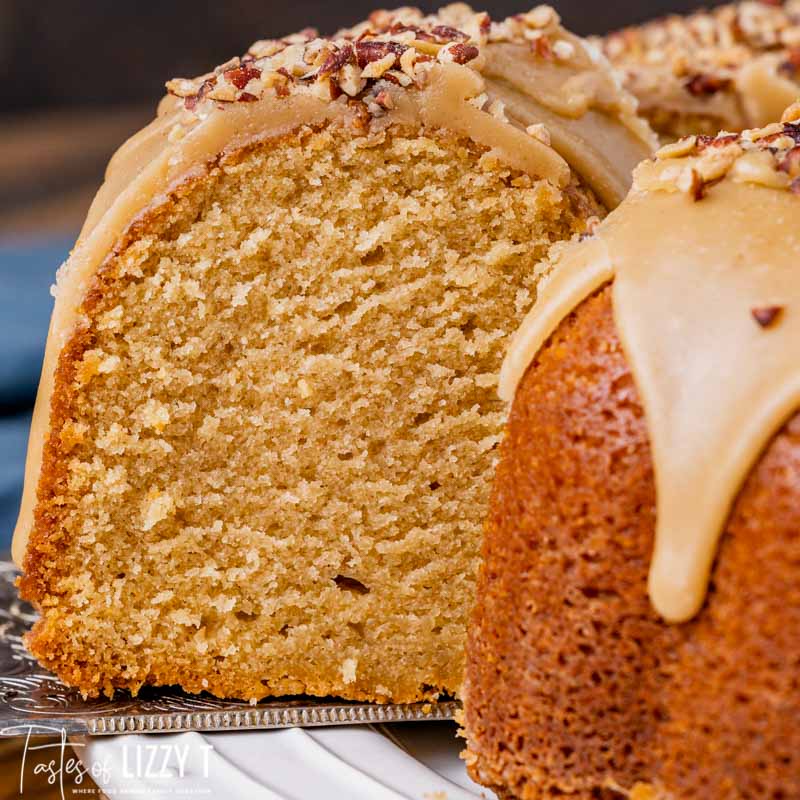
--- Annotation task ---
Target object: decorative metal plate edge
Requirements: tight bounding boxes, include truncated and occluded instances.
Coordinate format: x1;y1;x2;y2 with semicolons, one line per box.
80;700;460;736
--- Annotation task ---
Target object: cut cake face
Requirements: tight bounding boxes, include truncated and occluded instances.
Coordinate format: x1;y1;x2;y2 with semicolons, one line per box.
14;4;653;701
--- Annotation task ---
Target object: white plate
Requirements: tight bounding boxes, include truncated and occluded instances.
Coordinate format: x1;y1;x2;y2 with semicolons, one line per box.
74;721;497;799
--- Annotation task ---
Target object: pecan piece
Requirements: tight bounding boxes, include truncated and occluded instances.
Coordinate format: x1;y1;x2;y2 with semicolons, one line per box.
778;47;800;77
184;76;217;111
677;166;706;201
389;22;436;42
355;40;406;68
224;64;262;90
685;73;732;96
452;42;479;64
273;68;292;97
751;305;783;327
445;43;480;64
530;36;554;60
779;145;800;175
782;122;800;144
431;24;469;42
373;88;395;109
696;133;740;150
328;75;343;100
318;43;355;77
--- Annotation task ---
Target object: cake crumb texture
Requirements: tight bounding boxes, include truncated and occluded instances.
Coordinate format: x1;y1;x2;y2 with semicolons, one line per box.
465;284;800;798
21;122;599;701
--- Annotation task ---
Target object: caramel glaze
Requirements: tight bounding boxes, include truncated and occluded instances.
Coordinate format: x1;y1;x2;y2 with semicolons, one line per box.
501;144;800;623
11;9;655;566
467;283;800;798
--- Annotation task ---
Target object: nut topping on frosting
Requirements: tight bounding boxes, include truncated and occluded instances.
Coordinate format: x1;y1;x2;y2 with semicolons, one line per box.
165;4;587;117
638;115;800;198
604;1;800;84
751;304;785;326
600;1;800;135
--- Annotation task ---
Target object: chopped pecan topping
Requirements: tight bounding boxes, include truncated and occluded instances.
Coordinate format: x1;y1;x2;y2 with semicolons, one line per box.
778;46;800;75
164;3;602;130
656;135;698;159
446;43;480;64
779;144;800;173
751;305;783;327
684;73;732;96
373;89;395;109
274;69;291;98
696;133;740;150
782;101;800;122
183;75;217;110
388;22;436;42
552;40;575;60
603;0;800;126
318;43;355;77
681;167;707;201
224;64;262;90
355;40;406;68
328;75;343;100
530;36;554;59
641;115;800;198
782;121;800;143
431;24;470;42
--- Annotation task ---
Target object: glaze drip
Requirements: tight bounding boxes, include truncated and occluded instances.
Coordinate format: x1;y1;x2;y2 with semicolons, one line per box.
501;115;800;622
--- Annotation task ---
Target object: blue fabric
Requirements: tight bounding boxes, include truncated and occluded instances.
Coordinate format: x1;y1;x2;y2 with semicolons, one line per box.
0;240;72;551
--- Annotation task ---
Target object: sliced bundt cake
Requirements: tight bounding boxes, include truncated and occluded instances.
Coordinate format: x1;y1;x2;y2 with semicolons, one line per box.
602;0;800;139
14;5;654;701
464;106;800;797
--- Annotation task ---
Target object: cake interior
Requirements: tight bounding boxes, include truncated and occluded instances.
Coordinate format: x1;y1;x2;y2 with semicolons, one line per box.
23;122;599;701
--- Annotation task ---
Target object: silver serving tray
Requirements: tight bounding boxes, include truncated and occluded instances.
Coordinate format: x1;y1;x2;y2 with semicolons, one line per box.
0;561;459;737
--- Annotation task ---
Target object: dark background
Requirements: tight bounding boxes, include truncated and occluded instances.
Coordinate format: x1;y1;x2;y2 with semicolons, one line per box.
2;0;718;113
0;0;722;239
0;0;719;551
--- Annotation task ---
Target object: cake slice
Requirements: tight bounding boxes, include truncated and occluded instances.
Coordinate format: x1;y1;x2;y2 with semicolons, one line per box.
15;4;653;701
602;0;800;139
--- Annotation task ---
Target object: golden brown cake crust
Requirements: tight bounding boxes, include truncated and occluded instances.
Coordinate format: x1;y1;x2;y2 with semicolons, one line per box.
465;284;800;799
17;148;222;697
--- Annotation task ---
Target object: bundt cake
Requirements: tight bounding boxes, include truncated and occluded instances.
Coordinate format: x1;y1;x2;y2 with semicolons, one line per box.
13;5;654;701
464;104;800;797
602;0;800;139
